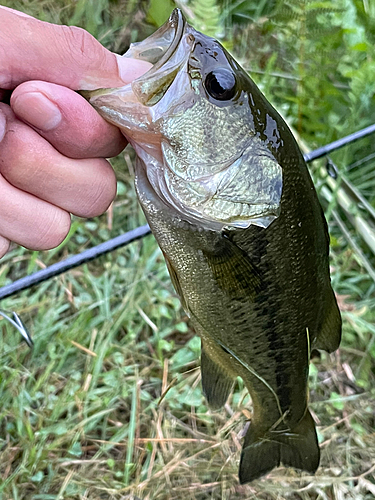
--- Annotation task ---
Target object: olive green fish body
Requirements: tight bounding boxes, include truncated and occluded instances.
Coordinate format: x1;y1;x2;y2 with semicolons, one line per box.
84;9;341;482
135;131;339;480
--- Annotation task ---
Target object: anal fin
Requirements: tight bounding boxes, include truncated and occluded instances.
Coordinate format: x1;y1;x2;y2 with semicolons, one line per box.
201;341;234;410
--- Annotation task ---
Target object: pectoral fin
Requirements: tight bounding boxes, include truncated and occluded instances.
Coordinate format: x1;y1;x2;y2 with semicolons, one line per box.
201;341;234;410
202;235;262;299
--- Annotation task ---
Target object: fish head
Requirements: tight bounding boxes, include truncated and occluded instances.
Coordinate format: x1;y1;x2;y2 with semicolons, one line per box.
85;9;283;230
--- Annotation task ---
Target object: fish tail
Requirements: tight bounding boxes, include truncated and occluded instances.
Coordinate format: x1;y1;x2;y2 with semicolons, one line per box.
239;409;320;483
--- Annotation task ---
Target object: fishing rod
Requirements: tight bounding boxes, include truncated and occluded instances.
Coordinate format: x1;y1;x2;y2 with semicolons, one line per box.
303;123;375;162
0;225;151;301
0;123;374;304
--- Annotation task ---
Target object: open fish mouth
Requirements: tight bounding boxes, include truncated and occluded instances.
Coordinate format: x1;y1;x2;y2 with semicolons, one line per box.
83;9;191;107
124;9;185;69
123;9;192;106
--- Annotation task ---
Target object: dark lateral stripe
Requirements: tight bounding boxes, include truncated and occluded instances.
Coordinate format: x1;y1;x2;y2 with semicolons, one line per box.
251;226;292;412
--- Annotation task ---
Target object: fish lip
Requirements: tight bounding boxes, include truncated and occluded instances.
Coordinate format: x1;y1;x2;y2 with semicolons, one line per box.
125;9;186;77
151;9;186;72
120;8;192;107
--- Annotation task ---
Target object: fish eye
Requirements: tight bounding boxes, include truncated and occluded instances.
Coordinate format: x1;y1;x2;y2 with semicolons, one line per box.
204;68;237;101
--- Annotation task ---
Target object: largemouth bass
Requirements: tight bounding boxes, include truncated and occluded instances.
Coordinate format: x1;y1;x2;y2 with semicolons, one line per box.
83;9;342;483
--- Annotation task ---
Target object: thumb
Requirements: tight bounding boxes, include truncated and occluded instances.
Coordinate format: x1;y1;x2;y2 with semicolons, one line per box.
0;7;151;91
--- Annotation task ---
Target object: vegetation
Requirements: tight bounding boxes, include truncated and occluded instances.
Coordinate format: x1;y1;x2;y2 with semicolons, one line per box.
1;0;375;498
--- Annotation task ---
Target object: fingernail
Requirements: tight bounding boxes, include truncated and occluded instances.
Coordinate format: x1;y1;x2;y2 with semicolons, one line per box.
12;92;62;131
0;111;6;142
116;55;152;84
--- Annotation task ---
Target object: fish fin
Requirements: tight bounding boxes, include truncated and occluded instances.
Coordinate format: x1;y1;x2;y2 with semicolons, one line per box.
203;236;262;299
201;342;234;410
239;409;319;483
314;290;342;353
163;252;189;312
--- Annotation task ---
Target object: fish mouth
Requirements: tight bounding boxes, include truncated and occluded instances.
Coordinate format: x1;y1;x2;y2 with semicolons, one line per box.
124;9;192;106
125;9;186;69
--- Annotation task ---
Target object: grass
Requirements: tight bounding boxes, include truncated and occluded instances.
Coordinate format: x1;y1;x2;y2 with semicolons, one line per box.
1;0;375;499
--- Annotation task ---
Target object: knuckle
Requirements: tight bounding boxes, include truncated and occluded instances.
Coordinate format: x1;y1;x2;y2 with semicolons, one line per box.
0;236;10;258
60;25;103;67
72;121;104;156
0;45;13;88
36;209;71;250
68;118;126;159
75;163;117;218
0;126;40;181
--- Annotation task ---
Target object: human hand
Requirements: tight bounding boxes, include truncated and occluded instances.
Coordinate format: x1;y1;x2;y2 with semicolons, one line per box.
0;6;152;259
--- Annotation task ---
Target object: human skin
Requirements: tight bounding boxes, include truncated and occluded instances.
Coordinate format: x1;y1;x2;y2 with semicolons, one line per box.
0;6;152;259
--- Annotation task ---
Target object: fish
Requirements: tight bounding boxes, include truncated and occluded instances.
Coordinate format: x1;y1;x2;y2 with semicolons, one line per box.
82;9;342;483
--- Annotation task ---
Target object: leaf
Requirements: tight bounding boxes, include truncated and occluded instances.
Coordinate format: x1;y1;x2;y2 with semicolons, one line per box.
147;0;175;27
329;391;345;410
30;471;44;483
351;42;369;51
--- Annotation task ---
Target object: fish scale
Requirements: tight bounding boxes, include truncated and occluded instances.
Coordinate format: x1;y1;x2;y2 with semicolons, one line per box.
84;8;342;483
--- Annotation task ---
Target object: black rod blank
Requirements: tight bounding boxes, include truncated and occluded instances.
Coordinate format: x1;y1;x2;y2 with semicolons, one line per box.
0;225;151;300
303;123;375;162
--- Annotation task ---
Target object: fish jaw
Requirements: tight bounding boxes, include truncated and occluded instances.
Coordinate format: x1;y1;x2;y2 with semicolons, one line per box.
83;9;195;140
